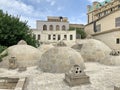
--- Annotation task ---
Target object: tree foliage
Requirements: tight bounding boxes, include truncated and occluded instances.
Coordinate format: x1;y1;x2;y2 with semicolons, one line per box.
0;45;8;62
0;45;7;54
0;10;39;47
69;27;86;39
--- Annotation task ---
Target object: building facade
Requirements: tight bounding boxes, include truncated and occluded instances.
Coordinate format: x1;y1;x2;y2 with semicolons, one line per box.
85;0;120;49
69;24;85;30
32;16;76;44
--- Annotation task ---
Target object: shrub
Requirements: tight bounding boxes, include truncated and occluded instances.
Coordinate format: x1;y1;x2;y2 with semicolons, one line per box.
0;56;2;62
0;45;8;62
0;45;7;54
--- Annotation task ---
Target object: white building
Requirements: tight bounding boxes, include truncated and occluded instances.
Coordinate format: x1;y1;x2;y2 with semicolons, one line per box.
32;16;76;44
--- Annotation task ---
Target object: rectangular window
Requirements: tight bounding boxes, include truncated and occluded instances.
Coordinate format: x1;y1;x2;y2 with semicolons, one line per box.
53;34;56;40
98;13;100;18
118;5;120;8
58;35;60;40
96;24;101;32
110;8;113;12
115;17;120;27
38;34;40;40
116;38;120;44
64;35;67;40
70;35;73;40
104;11;107;15
48;34;51;40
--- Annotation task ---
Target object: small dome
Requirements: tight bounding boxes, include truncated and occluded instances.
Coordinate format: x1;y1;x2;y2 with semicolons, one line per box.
100;55;120;65
38;44;54;54
61;41;76;47
17;40;27;45
71;44;83;52
0;44;42;68
100;50;120;65
39;47;85;73
56;41;67;47
79;39;111;62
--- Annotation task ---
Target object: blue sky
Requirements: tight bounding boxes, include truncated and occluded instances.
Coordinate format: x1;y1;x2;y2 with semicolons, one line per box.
0;0;105;28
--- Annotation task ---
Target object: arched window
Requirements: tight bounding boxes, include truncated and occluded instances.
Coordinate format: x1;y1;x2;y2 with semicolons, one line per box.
43;25;47;31
49;25;53;31
56;25;60;31
62;25;66;30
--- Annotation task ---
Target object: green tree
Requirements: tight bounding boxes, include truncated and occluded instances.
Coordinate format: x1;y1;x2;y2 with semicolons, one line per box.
0;45;7;54
0;10;39;47
69;27;86;39
0;45;8;62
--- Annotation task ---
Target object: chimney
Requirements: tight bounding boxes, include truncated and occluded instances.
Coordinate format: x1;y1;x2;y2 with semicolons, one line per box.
93;1;99;10
87;5;91;12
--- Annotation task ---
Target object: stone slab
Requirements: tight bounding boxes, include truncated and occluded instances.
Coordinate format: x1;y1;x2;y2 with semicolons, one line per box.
64;74;90;86
114;86;120;90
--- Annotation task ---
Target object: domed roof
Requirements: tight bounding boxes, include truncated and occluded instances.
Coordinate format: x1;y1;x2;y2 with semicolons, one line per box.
38;44;54;54
100;50;120;65
17;40;27;45
79;39;111;62
100;55;120;65
71;44;83;52
39;46;85;73
0;44;42;68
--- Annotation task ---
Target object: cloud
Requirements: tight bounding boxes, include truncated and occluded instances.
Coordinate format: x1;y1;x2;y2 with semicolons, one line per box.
69;13;87;24
46;0;56;6
20;16;37;28
50;1;56;6
69;18;87;25
57;7;64;11
0;0;87;28
0;0;53;28
35;0;42;3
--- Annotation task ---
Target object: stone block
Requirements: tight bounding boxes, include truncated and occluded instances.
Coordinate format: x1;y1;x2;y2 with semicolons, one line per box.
114;86;120;90
18;67;27;72
64;65;90;86
15;77;26;90
64;73;90;86
9;57;17;69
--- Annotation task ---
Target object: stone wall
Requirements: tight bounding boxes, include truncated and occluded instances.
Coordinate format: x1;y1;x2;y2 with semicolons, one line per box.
69;24;85;29
93;29;120;50
36;21;69;31
85;10;120;35
15;77;26;90
33;30;76;43
85;23;94;35
0;77;26;90
96;10;120;32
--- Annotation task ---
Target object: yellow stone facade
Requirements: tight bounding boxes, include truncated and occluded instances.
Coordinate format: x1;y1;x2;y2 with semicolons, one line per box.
85;0;120;49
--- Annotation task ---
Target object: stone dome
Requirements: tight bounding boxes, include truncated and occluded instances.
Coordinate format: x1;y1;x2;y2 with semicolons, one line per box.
79;39;111;62
71;44;83;52
100;50;120;65
17;40;27;45
100;55;120;65
0;44;42;68
39;46;85;73
38;44;54;54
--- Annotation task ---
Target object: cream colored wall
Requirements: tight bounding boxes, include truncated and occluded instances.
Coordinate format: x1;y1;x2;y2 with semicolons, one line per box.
93;30;120;50
85;10;120;35
32;30;76;43
96;10;120;32
85;24;94;35
36;21;69;31
88;12;93;23
69;24;84;29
